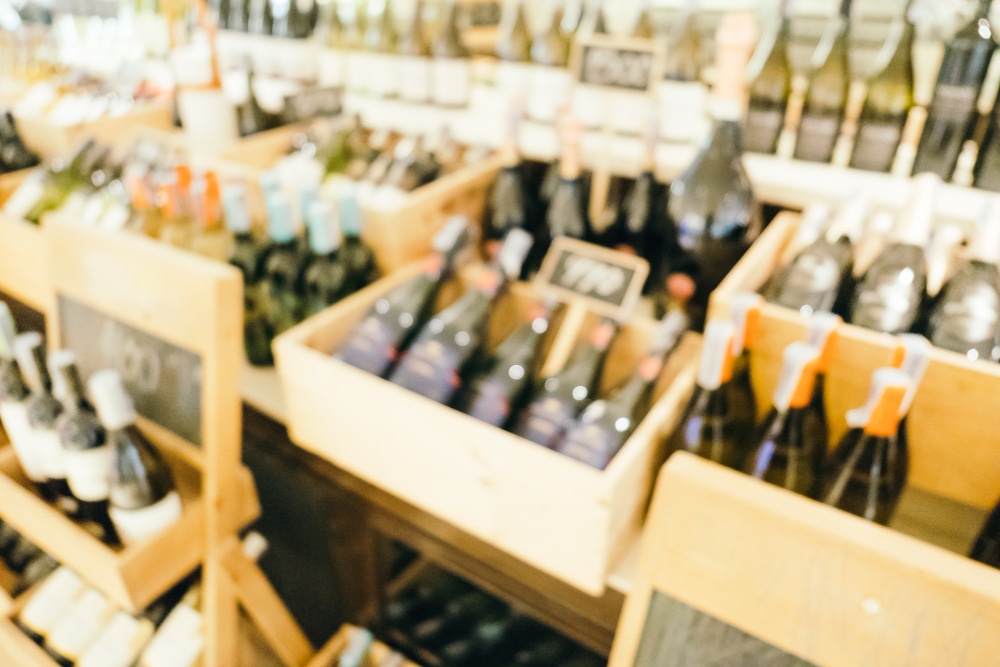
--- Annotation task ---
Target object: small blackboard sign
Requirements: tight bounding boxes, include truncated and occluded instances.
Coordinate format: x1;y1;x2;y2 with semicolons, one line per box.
573;36;660;93
282;86;343;124
534;237;649;320
58;296;203;447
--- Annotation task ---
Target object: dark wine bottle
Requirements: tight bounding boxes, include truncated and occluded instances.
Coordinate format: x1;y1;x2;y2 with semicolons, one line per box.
805;311;842;427
515;319;617;448
926;200;1000;361
971;499;1000;568
383;570;471;631
438;612;529;666
513;635;573;666
556;312;689;469
302;200;351;318
262;192;306;337
545;115;589;243
6;536;43;574
338;193;381;292
850;173;937;334
746;342;827;498
409;591;503;650
821;367;911;524
14;333;77;514
0;111;40;173
850;10;914;172
744;5;791;154
0;303;47;490
288;0;318;39
12;552;59;597
486;106;538;264
337;216;470;377
617;113;660;271
89;370;182;546
50;351;119;545
237;59;278;138
223;183;273;367
912;0;995;180
794;0;851;163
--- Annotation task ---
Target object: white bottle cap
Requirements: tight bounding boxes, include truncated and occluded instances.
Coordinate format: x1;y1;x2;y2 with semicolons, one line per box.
893;333;931;417
730;292;762;356
772;342;821;412
497;228;533;279
307;200;342;255
893;173;940;246
241;531;269;562
13;332;44;392
0;302;17;359
698;320;736;391
88;370;136;431
48;349;77;403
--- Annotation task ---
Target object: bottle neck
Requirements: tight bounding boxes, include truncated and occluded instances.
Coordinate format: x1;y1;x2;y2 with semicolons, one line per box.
979;0;994;19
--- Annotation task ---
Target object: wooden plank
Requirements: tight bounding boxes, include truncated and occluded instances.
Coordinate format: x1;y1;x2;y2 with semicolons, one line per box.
15;104;174;160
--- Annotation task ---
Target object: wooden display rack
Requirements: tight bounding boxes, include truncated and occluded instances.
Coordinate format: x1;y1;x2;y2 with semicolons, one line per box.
308;624;422;667
0;221;313;666
0;170;49;311
609;452;1000;666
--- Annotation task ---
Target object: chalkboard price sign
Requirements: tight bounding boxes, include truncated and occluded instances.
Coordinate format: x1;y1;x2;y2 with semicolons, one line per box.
573;36;660;93
535;237;649;320
282;86;343;124
58;296;203;447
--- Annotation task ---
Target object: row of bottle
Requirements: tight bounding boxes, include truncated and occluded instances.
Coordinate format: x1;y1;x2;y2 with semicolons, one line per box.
0;110;40;174
0;522;61;598
0;304;182;548
382;565;604;667
765;173;1000;361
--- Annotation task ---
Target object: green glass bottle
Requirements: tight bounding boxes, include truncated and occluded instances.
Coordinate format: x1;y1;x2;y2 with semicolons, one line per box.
223;183;273;367
744;6;791;154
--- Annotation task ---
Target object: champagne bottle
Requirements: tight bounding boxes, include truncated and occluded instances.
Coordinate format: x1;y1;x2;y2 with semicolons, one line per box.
262;193;306;337
237;59;278;138
850;10;914;172
248;0;275;37
398;0;432;103
530;4;569;67
515;319;617;448
44;586;118;667
486;105;540;265
971;500;1000;568
14;333;77;514
495;0;530;63
438;612;532;666
744;5;791;154
805;311;842;426
746;342;827;497
794;0;851;163
22;140;100;225
912;0;996;180
556;312;689;469
658;5;706;144
223;184;273;367
288;0;318;39
665;12;760;328
337;216;470;377
15;567;85;644
228;0;248;32
545;115;589;243
0;111;40;173
344;0;372;94
367;0;399;99
850;173;937;334
527;4;572;123
302;200;350;318
926;200;1000;361
409;591;504;650
431;1;471;108
337;192;380;291
90;370;182;546
973;85;1000;191
389;229;533;404
821;367;911;524
617;113;659;258
50;351;118;545
0;304;47;490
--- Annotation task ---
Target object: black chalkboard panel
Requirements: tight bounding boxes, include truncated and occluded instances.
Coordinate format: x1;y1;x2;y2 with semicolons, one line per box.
634;591;818;667
578;41;656;92
58;296;203;447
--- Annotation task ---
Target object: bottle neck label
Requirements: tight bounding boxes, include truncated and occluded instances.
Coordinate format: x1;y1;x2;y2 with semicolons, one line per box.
33;427;68;479
110;490;182;547
850;119;905;172
744;105;785;154
794;113;841;163
64;445;112;502
431;59;471;107
0;402;47;482
398;57;432;102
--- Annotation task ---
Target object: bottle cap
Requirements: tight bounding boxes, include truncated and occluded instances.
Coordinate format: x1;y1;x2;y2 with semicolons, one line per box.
88;370;136;431
971;199;1000;265
222;183;252;234
337;192;364;237
0;303;17;359
307;200;342;255
894;173;939;246
13;332;43;392
698;320;736;390
806;311;841;374
846;367;910;438
772;342;820;411
890;333;931;418
266;193;296;244
48;349;77;403
730;292;762;355
259;170;281;200
649;311;690;356
433;216;470;255
241;531;269;562
496;228;533;280
202;172;222;226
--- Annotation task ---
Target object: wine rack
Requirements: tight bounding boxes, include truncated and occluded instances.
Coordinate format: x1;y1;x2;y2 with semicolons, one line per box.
308;624;423;667
0;170;49;311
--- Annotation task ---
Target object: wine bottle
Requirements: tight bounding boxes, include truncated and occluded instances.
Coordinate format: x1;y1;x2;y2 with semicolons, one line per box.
44;586;118;667
531;4;569;67
337;192;381;291
821;367;911;524
805;311;842;426
545;115;589;243
746;342;827;498
50;351;118;545
438;612;530;666
912;0;996;180
339;627;374;667
247;0;274;35
5;536;43;574
367;0;399;99
398;0;432;103
228;0;248;32
486;105;539;265
344;0;372;95
302;200;350;318
495;0;530;63
658;5;707;144
850;11;914;172
665;13;760;328
23;140;102;225
617;113;659;259
89;370;182;546
744;4;791;154
337;216;470;377
237;59;278;138
223;184;273;367
14;333;77;514
288;0;318;39
389;229;533;404
850;173;937;334
971;499;1000;568
526;5;572;123
409;590;503;650
262;192;306;337
578;4;608;38
513;635;573;666
15;567;85;644
0;111;40;173
633;1;656;39
556;312;689;469
926;200;1000;361
515;319;617;448
764;189;871;316
431;1;471;108
383;570;472;631
0;304;47;490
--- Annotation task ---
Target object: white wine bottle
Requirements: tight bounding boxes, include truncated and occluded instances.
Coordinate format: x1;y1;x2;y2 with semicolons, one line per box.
431;1;472;108
658;3;708;144
15;567;86;644
43;586;118;666
0;304;47;491
398;0;432;103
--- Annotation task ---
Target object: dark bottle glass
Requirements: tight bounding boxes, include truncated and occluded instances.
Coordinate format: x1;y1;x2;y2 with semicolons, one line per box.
0;521;20;561
14;333;76;513
513;635;573;666
615;114;661;276
496;0;531;62
805;311;843;428
744;7;791;154
821;367;911;524
5;536;43;574
288;0;318;39
912;0;995;180
12;552;59;597
971;500;1000;568
0;303;46;491
926;201;1000;361
237;60;278;138
794;1;851;163
337;217;470;377
383;570;472;632
302;200;350;318
556;312;689;469
850;10;914;172
223;183;273;367
50;351;119;545
262;193;306;337
338;193;381;292
486;109;539;265
438;613;530;666
545;116;589;245
409;591;503;651
0;111;40;173
89;370;182;546
746;342;827;498
850;173;937;334
515;319;617;448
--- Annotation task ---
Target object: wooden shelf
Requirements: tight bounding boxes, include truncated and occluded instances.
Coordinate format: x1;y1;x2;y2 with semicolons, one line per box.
0;171;48;312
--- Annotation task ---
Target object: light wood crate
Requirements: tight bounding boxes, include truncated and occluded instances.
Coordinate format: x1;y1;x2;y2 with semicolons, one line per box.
308;624;422;667
275;263;700;595
709;211;1000;510
0;587;56;667
0;170;48;310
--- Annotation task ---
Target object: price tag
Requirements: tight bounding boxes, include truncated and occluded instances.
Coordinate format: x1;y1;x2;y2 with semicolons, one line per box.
58;296;203;447
281;86;343;124
534;237;649;320
571;35;663;94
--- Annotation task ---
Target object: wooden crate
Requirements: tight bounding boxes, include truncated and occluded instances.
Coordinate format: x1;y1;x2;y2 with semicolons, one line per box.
0;170;48;310
0;587;56;667
308;624;422;667
275;264;700;595
709;212;1000;510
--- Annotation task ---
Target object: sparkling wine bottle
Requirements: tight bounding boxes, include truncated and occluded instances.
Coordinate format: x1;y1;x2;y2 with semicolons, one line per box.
545;115;589;242
302;200;350;318
0;111;40;173
744;2;791;155
337;192;381;291
495;0;531;63
261;192;306;337
431;1;471;108
0;304;47;491
223;183;273;367
398;0;432;103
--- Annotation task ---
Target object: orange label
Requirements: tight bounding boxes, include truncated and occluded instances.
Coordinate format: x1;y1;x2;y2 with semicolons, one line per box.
817;328;839;374
890;343;906;369
129;177;150;211
789;358;819;409
174;165;193;194
865;385;906;438
202;172;222;225
742;302;761;350
156;183;177;218
719;333;736;385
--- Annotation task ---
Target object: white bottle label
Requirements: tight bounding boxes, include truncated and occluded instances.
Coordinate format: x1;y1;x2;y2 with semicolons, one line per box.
658;80;709;143
0;401;47;482
346;52;372;93
18;568;85;636
110;490;182;546
2;173;46;221
77;613;154;667
526;66;572;122
46;588;117;661
609;92;652;136
398;56;431;103
572;85;607;129
368;53;401;98
496;62;530;99
431;58;470;107
64;445;111;502
33;427;67;479
139;604;204;667
317;48;347;88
